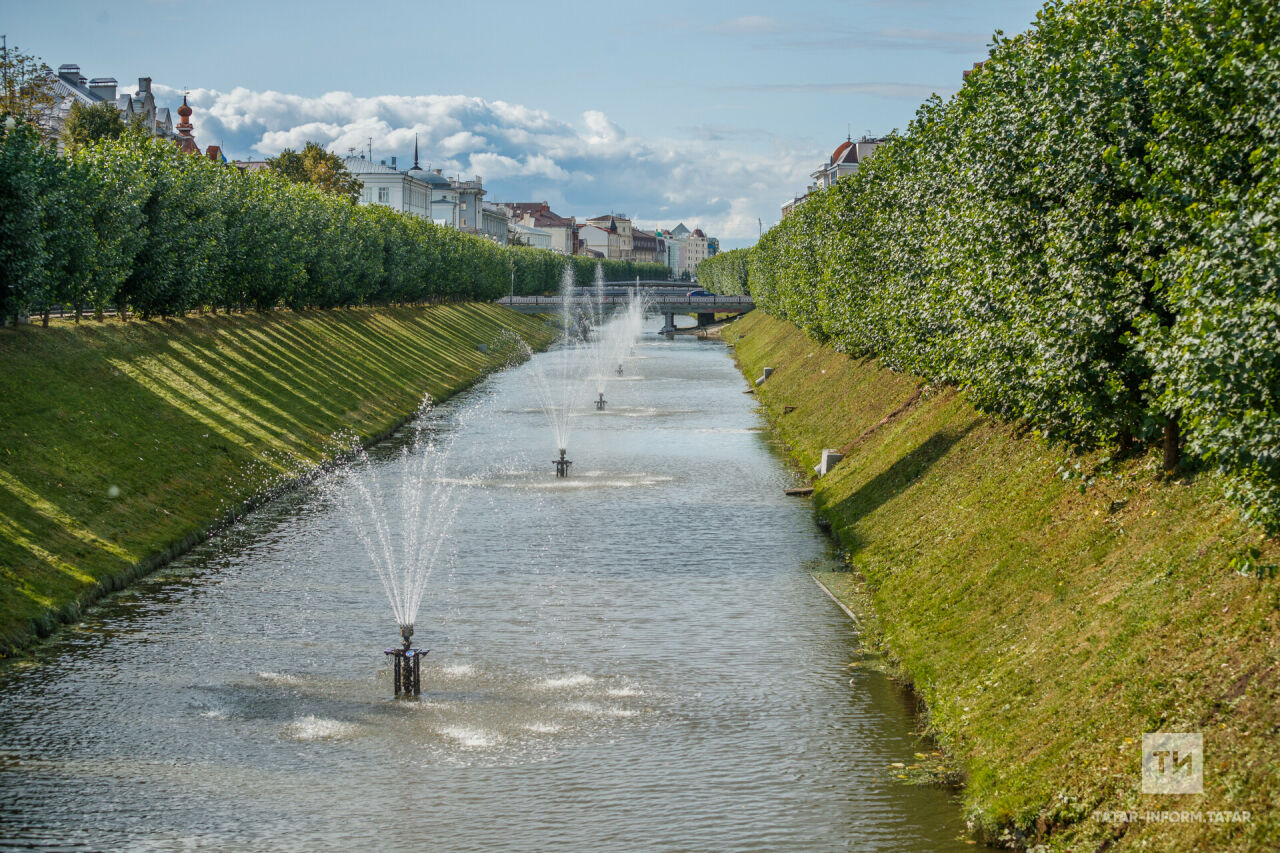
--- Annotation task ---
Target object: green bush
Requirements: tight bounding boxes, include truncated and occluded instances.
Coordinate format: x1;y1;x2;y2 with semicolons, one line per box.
742;0;1280;527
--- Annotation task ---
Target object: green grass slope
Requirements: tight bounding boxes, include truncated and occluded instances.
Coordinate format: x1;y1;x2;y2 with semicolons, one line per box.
725;310;1279;852
0;304;555;656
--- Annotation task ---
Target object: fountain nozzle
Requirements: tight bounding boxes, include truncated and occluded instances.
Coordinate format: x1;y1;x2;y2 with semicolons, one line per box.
553;448;572;478
595;392;606;410
616;363;624;376
386;625;427;697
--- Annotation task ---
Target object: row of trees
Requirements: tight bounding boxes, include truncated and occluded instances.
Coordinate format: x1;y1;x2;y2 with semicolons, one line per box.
702;0;1280;528
0;125;667;324
695;248;750;296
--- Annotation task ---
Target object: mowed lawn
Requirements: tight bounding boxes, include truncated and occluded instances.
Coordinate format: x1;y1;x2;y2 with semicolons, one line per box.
725;310;1279;853
0;304;554;655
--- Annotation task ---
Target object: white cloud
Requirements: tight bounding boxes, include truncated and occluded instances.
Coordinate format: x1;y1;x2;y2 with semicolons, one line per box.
158;84;823;243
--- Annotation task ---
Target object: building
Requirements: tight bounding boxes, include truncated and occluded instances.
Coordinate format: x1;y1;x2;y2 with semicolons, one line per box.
345;154;433;220
584;214;633;260
498;202;577;255
631;227;659;264
783;133;887;218
684;228;709;276
153;96;224;163
509;220;552;249
480;202;510;244
45;64;176;150
578;218;625;259
653;222;713;277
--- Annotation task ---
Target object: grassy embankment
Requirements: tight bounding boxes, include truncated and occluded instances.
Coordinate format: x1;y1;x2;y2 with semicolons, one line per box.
725;310;1279;852
0;304;555;656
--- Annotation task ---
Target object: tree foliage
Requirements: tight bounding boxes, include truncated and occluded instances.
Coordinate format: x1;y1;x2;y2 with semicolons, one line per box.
739;0;1280;527
61;100;128;154
0;129;667;324
696;248;750;295
0;44;57;138
267;141;364;202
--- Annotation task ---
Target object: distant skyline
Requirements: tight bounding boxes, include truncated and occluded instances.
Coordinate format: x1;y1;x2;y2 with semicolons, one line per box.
5;0;1045;247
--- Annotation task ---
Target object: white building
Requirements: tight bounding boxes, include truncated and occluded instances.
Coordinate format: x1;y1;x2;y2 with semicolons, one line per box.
584;214;633;260
45;65;175;149
497;203;577;255
344;155;432;220
784;134;888;218
509;220;552;249
480;202;510;244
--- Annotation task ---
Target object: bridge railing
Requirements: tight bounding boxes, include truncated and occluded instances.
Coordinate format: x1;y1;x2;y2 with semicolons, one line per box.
498;295;754;306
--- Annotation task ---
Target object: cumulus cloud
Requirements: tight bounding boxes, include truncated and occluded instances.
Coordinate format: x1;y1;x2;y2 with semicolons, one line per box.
160;84;824;243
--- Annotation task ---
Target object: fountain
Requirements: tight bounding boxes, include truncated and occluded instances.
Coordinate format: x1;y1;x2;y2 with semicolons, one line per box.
525;267;650;475
324;399;460;698
553;448;572;477
526;266;596;476
385;624;427;696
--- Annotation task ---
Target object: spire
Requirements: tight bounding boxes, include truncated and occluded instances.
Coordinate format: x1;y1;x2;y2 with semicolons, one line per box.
413;133;420;169
175;93;200;155
177;94;193;137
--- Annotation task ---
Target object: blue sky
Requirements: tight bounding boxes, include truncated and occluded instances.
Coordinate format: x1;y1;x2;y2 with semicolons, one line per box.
5;0;1045;246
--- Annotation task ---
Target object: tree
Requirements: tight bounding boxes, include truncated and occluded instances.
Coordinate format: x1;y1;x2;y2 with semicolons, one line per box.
62;100;127;153
0;43;57;139
266;141;362;202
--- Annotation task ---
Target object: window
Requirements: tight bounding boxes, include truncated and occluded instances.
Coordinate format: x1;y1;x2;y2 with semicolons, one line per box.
377;187;389;203
461;201;467;210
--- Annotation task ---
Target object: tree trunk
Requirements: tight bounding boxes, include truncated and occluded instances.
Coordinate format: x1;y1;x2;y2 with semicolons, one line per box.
1118;426;1134;455
1162;416;1181;472
41;309;50;327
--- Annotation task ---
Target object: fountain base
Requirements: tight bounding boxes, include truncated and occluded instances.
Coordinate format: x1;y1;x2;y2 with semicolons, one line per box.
595;393;606;410
385;625;428;697
554;448;572;477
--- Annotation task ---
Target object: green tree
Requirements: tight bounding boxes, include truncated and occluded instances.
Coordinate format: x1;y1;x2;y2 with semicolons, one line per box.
61;100;127;153
267;141;362;202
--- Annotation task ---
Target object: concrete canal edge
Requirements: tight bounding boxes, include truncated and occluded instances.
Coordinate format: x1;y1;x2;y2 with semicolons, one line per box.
0;304;557;659
723;309;1280;852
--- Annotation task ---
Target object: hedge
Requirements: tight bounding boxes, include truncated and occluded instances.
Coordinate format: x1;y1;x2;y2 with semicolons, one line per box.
737;0;1280;528
0;128;668;323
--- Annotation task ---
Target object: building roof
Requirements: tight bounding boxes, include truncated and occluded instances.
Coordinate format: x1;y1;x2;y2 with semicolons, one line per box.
691;228;706;238
343;155;402;176
831;138;858;164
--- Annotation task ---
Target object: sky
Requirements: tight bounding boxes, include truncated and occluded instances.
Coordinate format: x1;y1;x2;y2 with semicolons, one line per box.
4;0;1045;248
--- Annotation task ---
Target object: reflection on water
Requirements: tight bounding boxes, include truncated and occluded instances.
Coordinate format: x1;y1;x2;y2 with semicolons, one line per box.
0;319;969;852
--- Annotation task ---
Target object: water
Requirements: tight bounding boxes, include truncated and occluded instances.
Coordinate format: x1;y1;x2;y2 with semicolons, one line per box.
0;319;970;852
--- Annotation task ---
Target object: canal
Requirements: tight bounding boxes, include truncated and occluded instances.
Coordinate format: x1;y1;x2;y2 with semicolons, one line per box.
0;320;969;851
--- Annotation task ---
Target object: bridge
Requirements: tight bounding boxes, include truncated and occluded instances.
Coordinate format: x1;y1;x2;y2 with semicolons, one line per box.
496;291;755;331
